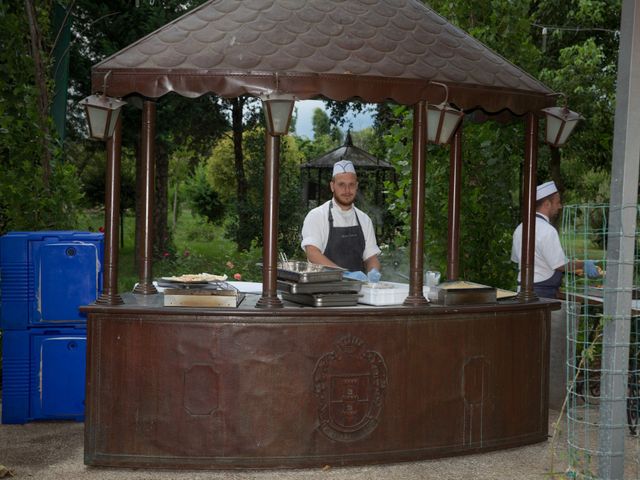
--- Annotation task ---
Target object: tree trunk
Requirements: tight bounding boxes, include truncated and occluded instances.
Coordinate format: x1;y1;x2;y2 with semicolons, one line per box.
549;146;563;193
154;141;172;257
24;0;52;189
231;97;250;251
549;146;563;228
172;182;178;231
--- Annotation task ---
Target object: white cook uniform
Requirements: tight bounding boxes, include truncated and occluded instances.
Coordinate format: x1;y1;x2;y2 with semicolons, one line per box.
301;199;381;262
511;213;566;283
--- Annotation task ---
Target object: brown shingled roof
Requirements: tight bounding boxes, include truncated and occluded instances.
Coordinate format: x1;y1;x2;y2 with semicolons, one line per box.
93;0;554;114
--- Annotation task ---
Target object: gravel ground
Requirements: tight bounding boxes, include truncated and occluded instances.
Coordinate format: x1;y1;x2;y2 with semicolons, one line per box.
0;409;566;480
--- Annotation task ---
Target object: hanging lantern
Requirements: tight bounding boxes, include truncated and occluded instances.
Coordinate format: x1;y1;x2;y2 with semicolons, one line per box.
261;93;296;136
542;105;583;147
80;94;126;140
426;82;464;145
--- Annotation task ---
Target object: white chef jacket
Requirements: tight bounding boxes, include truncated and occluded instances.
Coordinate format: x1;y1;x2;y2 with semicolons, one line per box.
511;213;566;283
301;199;381;262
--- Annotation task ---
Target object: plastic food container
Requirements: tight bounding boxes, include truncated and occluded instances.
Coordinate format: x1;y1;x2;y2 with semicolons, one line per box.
358;282;430;306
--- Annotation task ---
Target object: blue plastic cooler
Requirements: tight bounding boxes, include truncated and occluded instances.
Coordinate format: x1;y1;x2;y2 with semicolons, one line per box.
1;230;102;424
2;328;87;424
0;231;103;329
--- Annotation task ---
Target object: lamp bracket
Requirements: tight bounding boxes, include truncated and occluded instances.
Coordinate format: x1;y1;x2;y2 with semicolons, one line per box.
428;81;449;106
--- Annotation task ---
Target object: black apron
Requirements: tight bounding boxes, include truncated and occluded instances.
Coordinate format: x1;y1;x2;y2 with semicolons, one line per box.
533;213;563;299
323;202;366;271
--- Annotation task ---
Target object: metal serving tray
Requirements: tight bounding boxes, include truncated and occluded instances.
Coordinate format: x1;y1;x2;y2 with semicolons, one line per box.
281;292;360;307
276;261;344;283
432;281;497;305
277;278;361;294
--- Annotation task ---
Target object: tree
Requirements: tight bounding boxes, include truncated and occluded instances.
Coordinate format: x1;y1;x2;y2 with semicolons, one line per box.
0;1;83;234
206;127;305;255
67;1;228;256
532;0;620;201
377;0;622;288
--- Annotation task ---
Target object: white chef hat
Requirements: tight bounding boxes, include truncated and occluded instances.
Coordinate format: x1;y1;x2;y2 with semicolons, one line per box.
536;181;558;201
333;160;356;177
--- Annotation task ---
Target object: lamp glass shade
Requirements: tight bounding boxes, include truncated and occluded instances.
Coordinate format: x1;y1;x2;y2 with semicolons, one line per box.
542;106;582;147
262;97;295;136
80;94;126;140
427;104;464;145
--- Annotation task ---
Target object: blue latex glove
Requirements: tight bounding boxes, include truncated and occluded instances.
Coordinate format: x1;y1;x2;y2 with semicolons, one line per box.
584;260;600;279
344;271;368;282
367;268;381;283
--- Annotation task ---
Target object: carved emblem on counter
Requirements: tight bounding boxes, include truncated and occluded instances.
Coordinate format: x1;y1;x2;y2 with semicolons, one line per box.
313;333;388;442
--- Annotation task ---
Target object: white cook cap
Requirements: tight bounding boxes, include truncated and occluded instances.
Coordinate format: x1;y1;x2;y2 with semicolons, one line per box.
333;160;356;177
536;181;558;200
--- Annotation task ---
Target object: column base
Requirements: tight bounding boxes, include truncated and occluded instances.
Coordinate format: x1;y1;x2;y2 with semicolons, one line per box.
255;296;284;309
133;282;158;295
96;293;124;305
403;295;430;306
516;290;538;302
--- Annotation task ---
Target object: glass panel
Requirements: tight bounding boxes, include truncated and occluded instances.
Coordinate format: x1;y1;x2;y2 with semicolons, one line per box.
545;115;563;145
267;100;294;135
558;118;580;146
87;107;108;139
426;107;441;143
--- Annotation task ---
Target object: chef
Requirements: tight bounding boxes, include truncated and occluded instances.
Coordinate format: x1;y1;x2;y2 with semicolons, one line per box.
301;160;381;282
511;180;600;298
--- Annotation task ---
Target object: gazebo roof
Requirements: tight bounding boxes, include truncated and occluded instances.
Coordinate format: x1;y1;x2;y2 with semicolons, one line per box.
93;0;554;114
302;131;392;170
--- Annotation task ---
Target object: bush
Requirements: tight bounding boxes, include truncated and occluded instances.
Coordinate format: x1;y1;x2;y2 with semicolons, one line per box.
183;164;225;224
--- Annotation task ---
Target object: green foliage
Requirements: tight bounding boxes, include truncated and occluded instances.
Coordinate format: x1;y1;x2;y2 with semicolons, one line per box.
184;164;225;225
0;1;83;234
312;108;332;138
73;143;137;211
382;106;523;289
426;0;541;74
539;38;616;176
206;128;305;256
0;161;83;232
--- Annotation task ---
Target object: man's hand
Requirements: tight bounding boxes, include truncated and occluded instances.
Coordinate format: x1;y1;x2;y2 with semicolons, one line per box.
584;260;601;279
344;271;368;282
367;268;381;283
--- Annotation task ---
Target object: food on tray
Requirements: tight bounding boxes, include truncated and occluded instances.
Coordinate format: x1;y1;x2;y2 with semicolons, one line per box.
438;281;489;289
161;273;228;283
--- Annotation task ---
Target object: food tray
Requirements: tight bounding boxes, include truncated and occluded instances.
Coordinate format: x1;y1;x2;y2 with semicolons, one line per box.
432;281;496;305
276;261;344;283
281;292;360;307
277;279;362;294
156;279;230;290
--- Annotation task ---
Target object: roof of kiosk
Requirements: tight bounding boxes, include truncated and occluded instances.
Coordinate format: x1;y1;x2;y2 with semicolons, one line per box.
92;0;554;114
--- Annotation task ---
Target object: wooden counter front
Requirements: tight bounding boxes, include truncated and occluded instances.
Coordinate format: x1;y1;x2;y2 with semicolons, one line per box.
82;295;556;469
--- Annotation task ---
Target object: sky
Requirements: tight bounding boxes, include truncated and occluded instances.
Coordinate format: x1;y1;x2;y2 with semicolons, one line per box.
293;100;374;139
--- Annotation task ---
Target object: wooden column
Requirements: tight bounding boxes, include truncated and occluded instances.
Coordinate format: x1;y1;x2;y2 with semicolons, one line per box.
133;100;158;295
404;101;429;306
517;112;538;302
257;132;283;309
96;115;124;305
446;127;463;281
